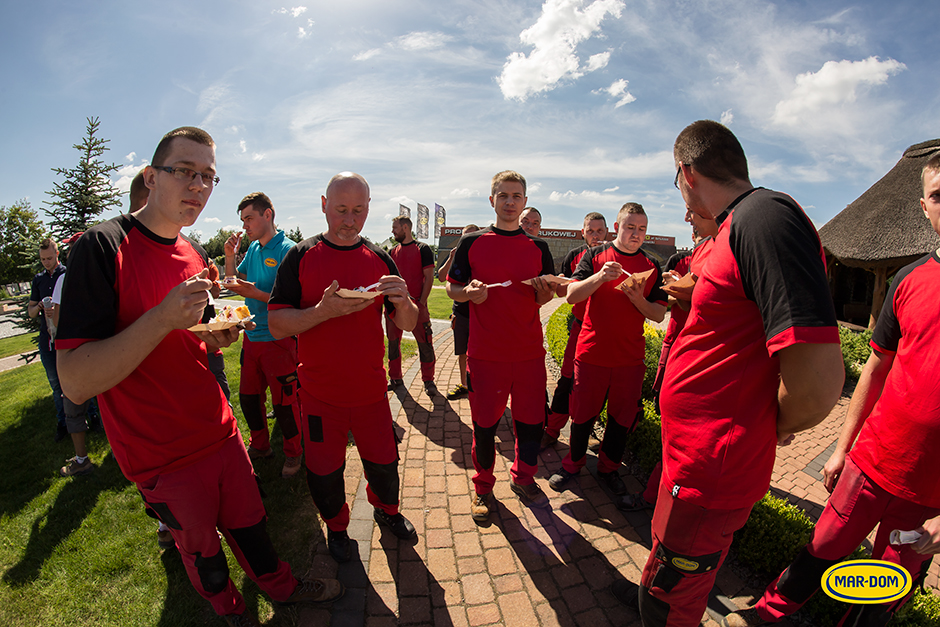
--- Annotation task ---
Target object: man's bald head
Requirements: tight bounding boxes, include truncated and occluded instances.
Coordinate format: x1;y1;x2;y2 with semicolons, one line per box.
326;172;370;198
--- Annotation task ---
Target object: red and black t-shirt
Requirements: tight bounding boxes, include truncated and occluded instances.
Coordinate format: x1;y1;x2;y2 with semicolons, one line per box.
560;244;591;322
269;234;398;407
447;226;554;362
390;240;433;300
55;214;235;483
660;188;839;510
851;253;940;508
572;243;667;367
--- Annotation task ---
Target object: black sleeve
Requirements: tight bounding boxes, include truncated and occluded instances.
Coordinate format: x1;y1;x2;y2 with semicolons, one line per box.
373;244;401;315
448;236;473;285
646;261;668;304
57;223;123;343
871;255;930;353
560;247;580;277
419;243;434;268
269;243;306;310
732;191;837;340
29;275;40;302
572;246;599;282
536;239;555;275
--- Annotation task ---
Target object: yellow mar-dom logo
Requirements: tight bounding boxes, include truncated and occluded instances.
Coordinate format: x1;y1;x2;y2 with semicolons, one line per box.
671;557;699;572
264;257;277;267
822;560;912;604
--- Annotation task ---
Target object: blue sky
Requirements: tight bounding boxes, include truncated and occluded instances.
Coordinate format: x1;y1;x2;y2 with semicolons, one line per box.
1;0;936;248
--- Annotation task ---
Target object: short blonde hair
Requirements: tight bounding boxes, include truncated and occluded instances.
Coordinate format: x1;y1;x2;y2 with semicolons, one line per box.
491;170;526;196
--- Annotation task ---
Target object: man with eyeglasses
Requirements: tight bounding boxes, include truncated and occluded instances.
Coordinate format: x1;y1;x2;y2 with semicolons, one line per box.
56;127;343;627
612;120;843;627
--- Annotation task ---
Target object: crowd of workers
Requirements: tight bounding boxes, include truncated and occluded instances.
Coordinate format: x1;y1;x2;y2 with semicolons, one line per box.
23;120;940;627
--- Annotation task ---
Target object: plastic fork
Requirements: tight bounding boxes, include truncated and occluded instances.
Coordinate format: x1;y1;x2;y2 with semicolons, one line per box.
355;281;382;292
485;280;512;288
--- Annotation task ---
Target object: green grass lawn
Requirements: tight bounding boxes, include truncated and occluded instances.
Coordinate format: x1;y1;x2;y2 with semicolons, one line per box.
0;332;413;626
426;287;453;320
0;334;38;360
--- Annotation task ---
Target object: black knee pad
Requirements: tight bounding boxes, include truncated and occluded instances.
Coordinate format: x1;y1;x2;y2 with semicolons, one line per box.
549;375;573;414
473;421;499;470
305;465;346;520
361;459;401;506
777;546;844;604
387;339;401;362
227;518;279;577
195;547;230;595
514;420;543;468
272;404;299;440
568;419;596;464
418;340;435;364
601;419;629;465
240;394;266;432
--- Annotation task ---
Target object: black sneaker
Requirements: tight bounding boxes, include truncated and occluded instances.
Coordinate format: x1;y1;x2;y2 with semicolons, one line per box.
446;384;468;400
616;492;654;512
548;468;577;492
387;378;404;390
597;470;627;495
423;381;439;397
327;529;352;563
373;508;417;539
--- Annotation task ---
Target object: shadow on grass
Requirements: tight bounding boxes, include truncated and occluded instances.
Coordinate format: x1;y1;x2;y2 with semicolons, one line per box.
2;450;126;587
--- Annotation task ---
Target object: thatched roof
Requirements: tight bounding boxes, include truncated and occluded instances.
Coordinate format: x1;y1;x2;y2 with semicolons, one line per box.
819;139;940;269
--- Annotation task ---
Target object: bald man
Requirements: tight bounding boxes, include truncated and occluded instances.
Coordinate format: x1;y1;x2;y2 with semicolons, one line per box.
269;173;419;564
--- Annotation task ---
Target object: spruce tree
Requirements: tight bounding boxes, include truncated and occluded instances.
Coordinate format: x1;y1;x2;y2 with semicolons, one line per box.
44;116;123;240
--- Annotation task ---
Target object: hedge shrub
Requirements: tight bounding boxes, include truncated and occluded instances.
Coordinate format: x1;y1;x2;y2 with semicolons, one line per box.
546;303;573;367
840;326;873;382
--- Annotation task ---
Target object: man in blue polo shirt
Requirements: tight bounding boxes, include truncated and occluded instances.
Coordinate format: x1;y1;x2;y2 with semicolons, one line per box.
224;192;303;479
28;238;68;441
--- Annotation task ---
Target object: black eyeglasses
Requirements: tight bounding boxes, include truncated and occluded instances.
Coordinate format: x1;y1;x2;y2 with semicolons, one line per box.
153;166;220;188
674;164;683;190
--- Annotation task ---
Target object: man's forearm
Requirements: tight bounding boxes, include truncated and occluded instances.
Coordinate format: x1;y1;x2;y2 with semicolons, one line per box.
27;301;40;319
833;350;893;456
567;275;602;304
776;342;845;436
446;282;469;303
634;300;667;323
224;255;237;277
58;308;172;404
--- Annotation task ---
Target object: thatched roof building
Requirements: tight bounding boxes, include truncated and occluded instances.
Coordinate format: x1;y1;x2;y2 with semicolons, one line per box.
819;139;940;327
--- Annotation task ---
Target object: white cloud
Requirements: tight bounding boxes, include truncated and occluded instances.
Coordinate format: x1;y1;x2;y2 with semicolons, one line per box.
298;27;310;39
604;186;619;192
396;31;451;51
124;152;136;162
549;189;603;200
772;56;905;127
585;51;611;72
528;182;541;193
498;0;625;101
594;78;635;108
720;109;734;126
354;48;382;61
204;217;221;224
239;140;247;153
252;153;266;162
450;188;480;198
273;7;307;17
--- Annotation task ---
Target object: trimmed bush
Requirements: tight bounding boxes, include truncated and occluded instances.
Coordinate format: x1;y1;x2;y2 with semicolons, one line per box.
839;326;873;382
643;324;664;401
546;303;574;367
624;400;662;474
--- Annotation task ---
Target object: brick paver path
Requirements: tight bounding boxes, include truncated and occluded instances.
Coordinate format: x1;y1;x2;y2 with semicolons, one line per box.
290;302;940;626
